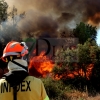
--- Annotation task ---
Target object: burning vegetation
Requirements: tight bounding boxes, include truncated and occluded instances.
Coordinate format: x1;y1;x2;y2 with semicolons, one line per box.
53;63;94;80
28;51;54;77
0;0;100;99
28;43;95;81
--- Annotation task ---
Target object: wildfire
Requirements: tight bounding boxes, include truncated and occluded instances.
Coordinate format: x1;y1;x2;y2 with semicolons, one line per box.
88;13;100;26
28;51;54;77
69;65;93;79
54;63;94;80
28;51;94;80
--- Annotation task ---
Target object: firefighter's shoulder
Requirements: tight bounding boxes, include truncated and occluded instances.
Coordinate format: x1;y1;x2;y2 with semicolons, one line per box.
0;78;7;83
24;76;43;85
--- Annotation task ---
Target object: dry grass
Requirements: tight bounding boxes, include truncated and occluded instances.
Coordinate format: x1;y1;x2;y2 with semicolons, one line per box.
66;90;100;100
87;95;100;100
66;90;88;100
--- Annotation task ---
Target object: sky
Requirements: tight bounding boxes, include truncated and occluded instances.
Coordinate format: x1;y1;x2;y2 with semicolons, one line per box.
97;29;100;45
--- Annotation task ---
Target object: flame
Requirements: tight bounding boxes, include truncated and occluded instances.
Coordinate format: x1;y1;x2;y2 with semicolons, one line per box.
28;51;54;77
69;64;93;79
88;13;100;26
54;63;94;80
86;64;94;79
28;51;94;80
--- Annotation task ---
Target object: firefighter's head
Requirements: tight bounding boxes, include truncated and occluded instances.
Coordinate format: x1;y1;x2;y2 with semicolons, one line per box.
1;41;28;62
1;41;29;72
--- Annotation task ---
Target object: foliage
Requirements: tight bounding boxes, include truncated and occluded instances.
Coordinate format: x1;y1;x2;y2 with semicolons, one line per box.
53;46;79;78
0;4;25;45
73;22;97;44
52;39;100;93
0;0;8;22
0;2;24;70
41;77;71;99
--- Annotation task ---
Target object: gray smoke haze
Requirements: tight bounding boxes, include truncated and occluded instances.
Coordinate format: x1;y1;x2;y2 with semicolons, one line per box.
18;10;58;38
4;0;100;38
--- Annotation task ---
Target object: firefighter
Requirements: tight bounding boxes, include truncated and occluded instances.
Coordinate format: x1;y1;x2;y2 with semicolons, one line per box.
0;41;49;100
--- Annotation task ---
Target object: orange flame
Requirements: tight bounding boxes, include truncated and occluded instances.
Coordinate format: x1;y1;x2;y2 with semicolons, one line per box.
54;63;94;80
88;12;100;26
28;51;54;77
28;51;94;80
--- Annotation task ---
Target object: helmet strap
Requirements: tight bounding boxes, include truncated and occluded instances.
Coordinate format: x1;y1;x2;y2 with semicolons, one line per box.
11;60;28;72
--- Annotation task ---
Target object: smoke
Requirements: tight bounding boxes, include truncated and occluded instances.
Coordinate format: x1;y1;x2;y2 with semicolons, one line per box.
4;0;100;38
85;0;100;25
18;10;58;38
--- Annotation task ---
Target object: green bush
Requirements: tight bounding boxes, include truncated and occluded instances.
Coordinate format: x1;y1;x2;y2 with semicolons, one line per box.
41;77;71;99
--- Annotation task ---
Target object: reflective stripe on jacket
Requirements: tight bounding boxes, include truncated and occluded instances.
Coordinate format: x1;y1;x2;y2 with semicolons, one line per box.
44;95;49;100
0;76;49;100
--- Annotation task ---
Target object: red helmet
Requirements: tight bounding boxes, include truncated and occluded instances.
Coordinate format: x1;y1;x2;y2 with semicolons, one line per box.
2;41;28;62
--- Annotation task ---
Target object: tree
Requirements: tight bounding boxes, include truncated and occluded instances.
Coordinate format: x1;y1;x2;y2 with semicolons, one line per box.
0;1;23;76
52;39;100;92
0;5;25;45
0;0;8;22
73;22;97;44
